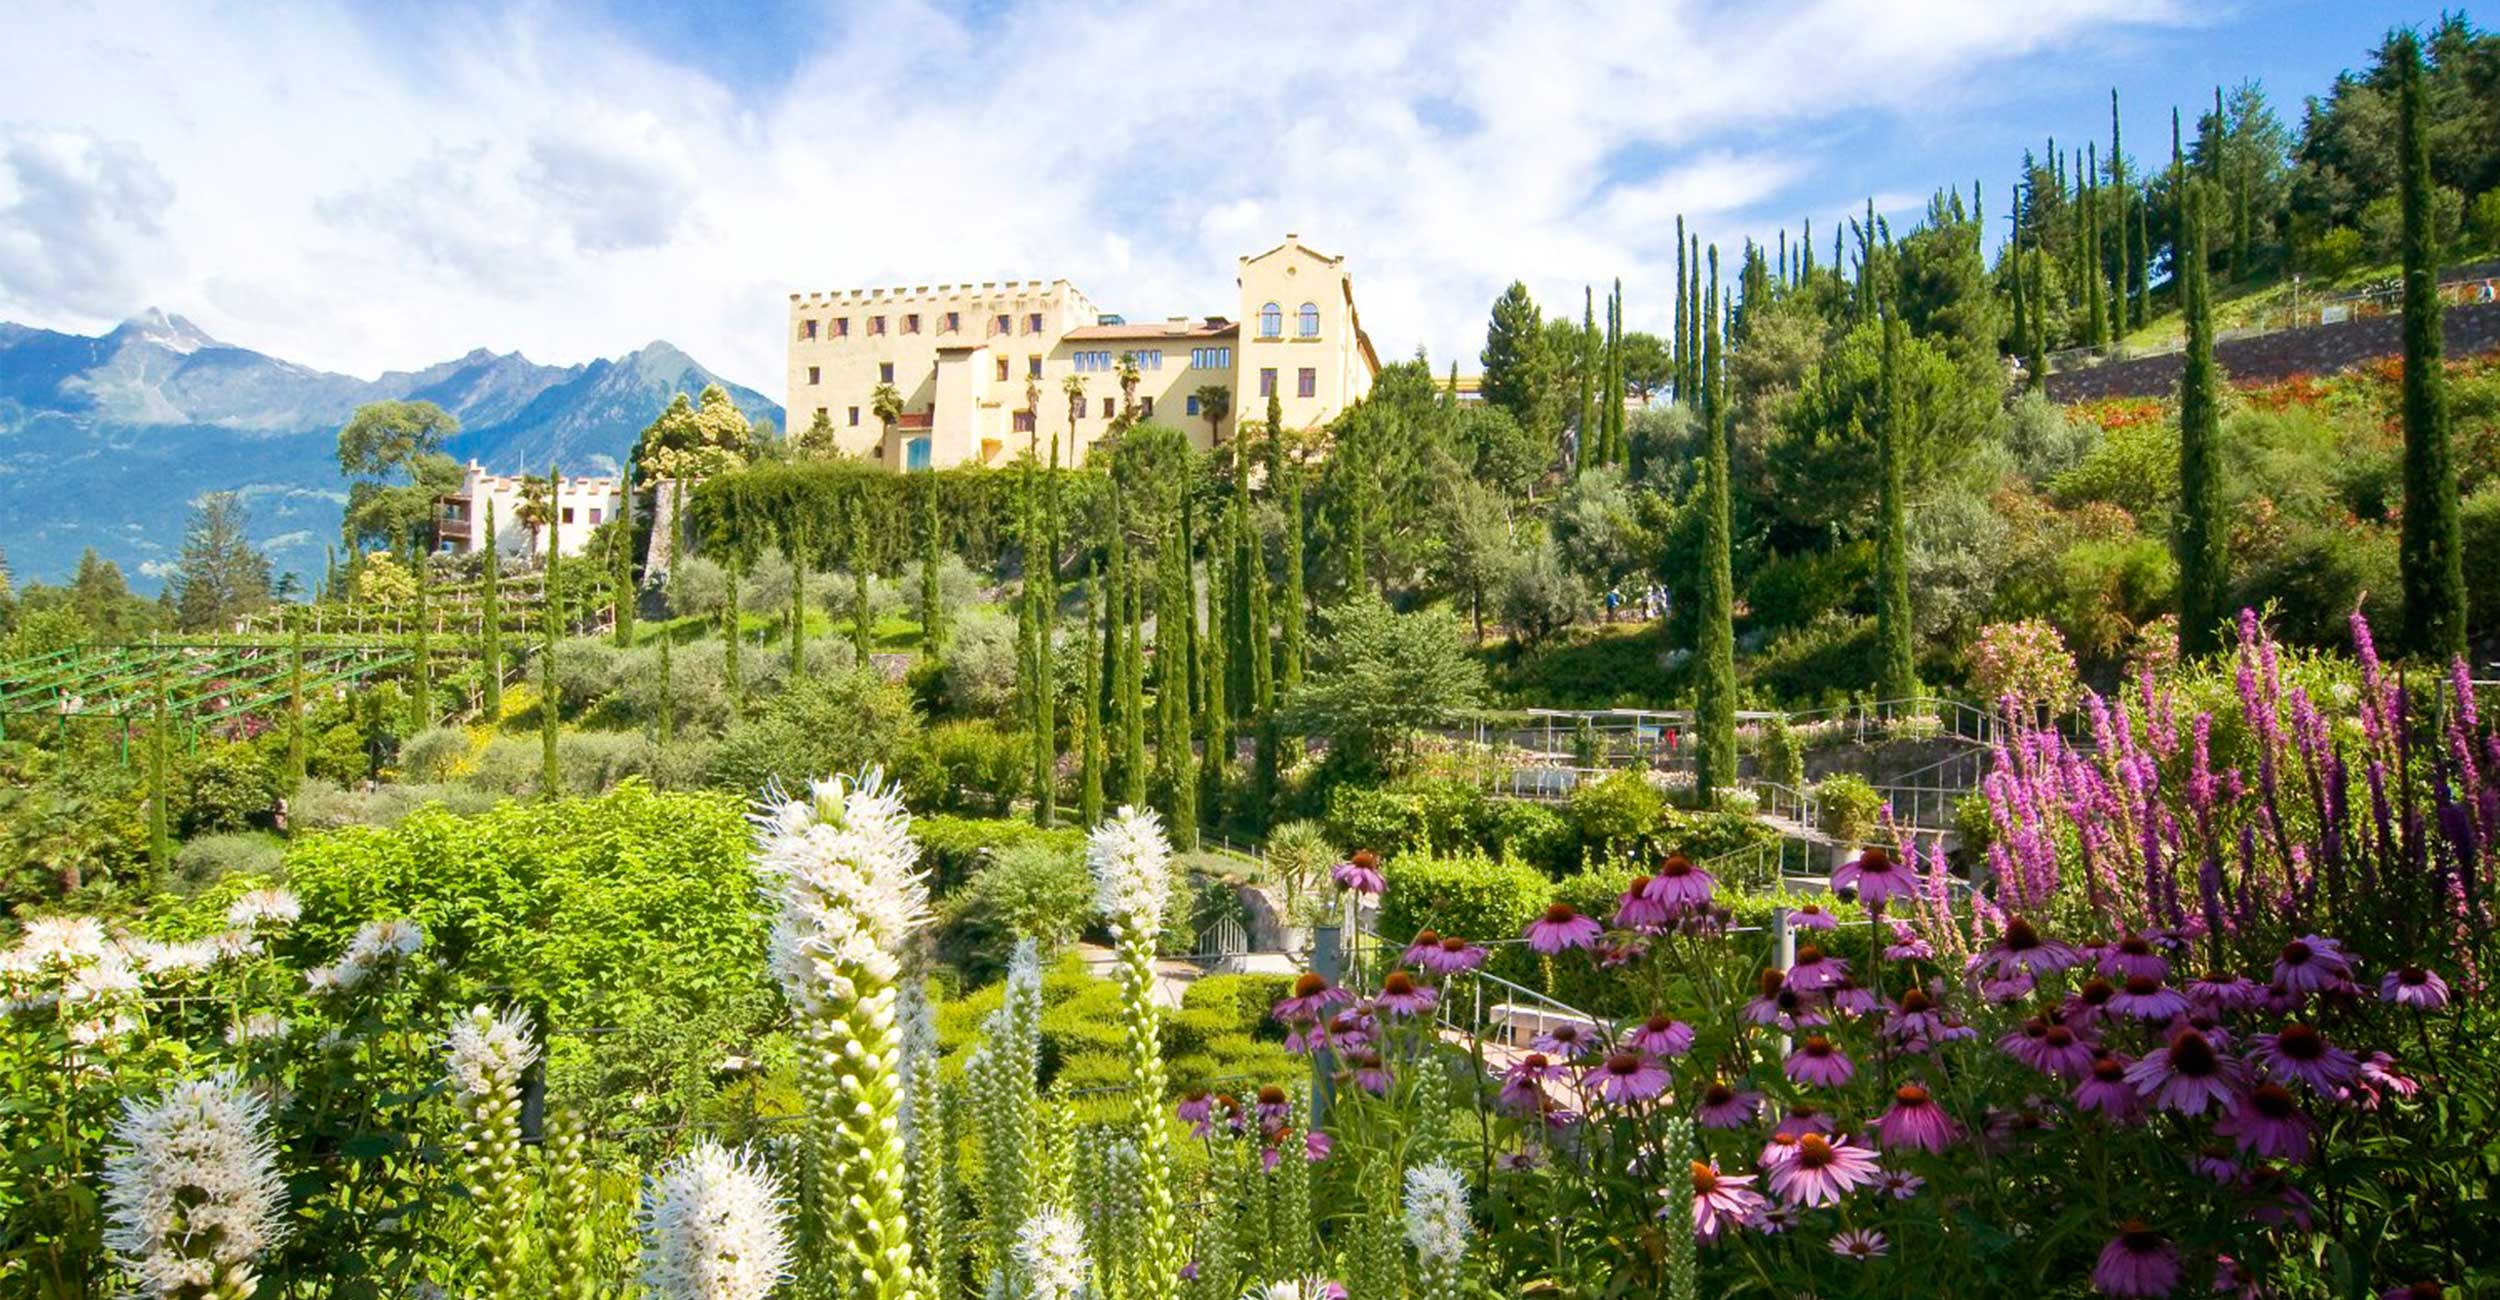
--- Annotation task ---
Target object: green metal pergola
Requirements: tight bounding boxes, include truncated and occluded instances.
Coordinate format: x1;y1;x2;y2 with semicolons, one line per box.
0;638;418;748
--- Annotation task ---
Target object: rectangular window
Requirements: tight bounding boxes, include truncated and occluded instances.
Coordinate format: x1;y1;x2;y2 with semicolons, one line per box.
996;356;1010;382
1013;410;1036;433
1298;367;1317;398
833;317;850;337
880;361;895;383
807;365;821;384
903;313;921;334
906;436;930;471
1259;367;1277;397
800;319;818;340
1029;355;1042;378
943;311;960;333
1190;347;1233;369
1025;312;1043;333
848;406;860;426
1138;349;1162;370
560;507;575;525
1142;397;1155;418
1186;395;1200;416
589;507;603;525
870;315;887;335
993;313;1011;336
1101;397;1114;419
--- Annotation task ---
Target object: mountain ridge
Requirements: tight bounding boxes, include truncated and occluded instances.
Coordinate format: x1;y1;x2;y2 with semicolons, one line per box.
0;311;781;586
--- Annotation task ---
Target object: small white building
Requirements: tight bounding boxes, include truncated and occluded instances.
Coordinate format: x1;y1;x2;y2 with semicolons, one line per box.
435;461;625;559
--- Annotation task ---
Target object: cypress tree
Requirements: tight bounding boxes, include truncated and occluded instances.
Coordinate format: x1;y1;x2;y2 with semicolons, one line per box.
1104;481;1132;799
2011;189;2031;374
1578;286;1597;472
1695;247;1738;801
1876;307;1917;700
1180;491;1200;715
1122;558;1147;809
1344;457;1367;598
2085;143;2107;349
612;483;636;648
849;503;874;665
1802;216;1815;283
480;504;502;716
1154;515;1197;847
2176;177;2229;660
2024;218;2050;393
540;468;561;800
2111;89;2141;331
722;559;743;721
2172;107;2188;313
2395;30;2466;660
149;674;170;874
787;532;809;683
1239;427;1271;717
1605;279;1625;465
1201;526;1229;813
1080;559;1104;827
1673;220;1688;404
285;612;306;792
656;627;674;742
919;484;945;656
412;544;432;727
1275;392;1305;696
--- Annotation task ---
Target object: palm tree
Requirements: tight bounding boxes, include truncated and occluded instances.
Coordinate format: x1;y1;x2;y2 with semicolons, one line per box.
871;382;904;461
514;475;552;559
1063;375;1088;452
1194;383;1232;449
1111;354;1142;433
1025;374;1043;459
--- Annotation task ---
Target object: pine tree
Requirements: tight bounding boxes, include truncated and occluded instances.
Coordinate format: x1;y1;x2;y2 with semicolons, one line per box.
612;483;636;648
480;506;503;716
1479;281;1551;447
1577;287;1597;473
1876;307;1917;700
540;468;562;800
1695;248;1738;801
2176;176;2229;660
2394;29;2466;660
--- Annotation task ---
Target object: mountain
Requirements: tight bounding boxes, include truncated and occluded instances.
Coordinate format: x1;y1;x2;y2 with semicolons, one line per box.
0;311;780;587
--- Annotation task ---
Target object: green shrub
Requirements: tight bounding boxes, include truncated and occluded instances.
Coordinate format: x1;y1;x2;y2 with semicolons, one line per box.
1379;850;1549;983
170;831;284;894
1759;716;1806;789
915;815;1086;895
1955;791;1995;861
1659;806;1776;861
1260;819;1338;901
1746;613;1881;708
1814;773;1883;845
1182;973;1296;1041
183;742;278;835
1568;769;1665;858
921;719;1029;815
399;726;471;783
550;637;624;714
1322;776;1486;859
705;668;925;795
1481;800;1575;874
945;839;1093;980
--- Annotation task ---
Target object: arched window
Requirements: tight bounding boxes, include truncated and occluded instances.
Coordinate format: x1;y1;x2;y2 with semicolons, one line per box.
1260;302;1282;337
1298;302;1320;337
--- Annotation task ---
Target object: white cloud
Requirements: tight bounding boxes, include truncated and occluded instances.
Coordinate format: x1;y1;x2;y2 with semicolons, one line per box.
0;0;2196;393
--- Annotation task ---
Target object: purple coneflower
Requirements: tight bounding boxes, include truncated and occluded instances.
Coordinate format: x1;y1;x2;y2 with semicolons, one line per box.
2187;969;2264;1012
1879;1170;1924;1199
1832;846;1913;908
1588;1051;1672;1105
1883;987;1950;1044
2272;935;2352;995
1304;1130;1332;1161
1827;977;1881;1016
2002;1018;2096;1079
1349;1052;1392;1096
2380;965;2450;1010
1765;1134;1882;1207
1684;1161;1766;1242
1531;1021;1599;1061
1273;972;1352;1024
1332;851;1385;896
1829;1228;1888;1260
1614;875;1670;931
1771;1103;1835;1139
1969;917;2081;981
2092;1221;2181;1298
2191;1144;2240;1183
1373;971;1437;1019
1875;1084;1960;1153
1784;1036;1856;1088
2066;977;2119;1025
1882;920;1934;962
1789;903;1839;931
1524;904;1602;955
1398;929;1443;967
2348;1051;2418;1109
2074;1053;2143;1119
2124;1029;2243;1116
1785;944;1848;994
2381;1283;2446;1299
1649;854;1715;909
1498;1054;1556;1113
2108;974;2190;1021
1696;1081;1763;1129
1178;1090;1213;1132
2217;1082;2312;1162
2250;1021;2358;1094
1254;1085;1291;1127
2098;933;2171;983
1416;936;1486;976
1742;970;1828;1031
1624;1014;1694;1057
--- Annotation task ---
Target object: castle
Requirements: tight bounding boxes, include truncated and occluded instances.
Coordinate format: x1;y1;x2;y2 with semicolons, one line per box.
785;234;1380;469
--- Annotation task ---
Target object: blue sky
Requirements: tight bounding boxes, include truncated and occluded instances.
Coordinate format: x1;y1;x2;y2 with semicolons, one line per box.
0;1;2448;395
